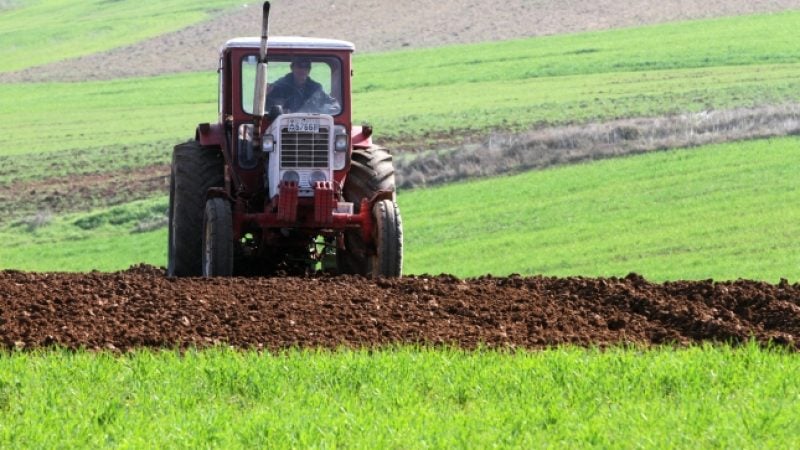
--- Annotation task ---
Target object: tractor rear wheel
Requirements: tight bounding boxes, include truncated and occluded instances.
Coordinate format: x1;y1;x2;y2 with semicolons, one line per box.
201;197;234;277
167;140;224;277
337;145;403;277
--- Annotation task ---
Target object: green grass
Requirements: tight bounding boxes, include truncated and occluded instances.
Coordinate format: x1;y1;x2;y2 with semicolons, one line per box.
351;10;800;137
402;137;800;282
0;140;171;186
355;62;800;138
0;344;798;448
0;73;215;157
1;61;797;159
354;11;800;92
0;196;167;272
0;7;797;280
3;137;798;282
0;0;238;72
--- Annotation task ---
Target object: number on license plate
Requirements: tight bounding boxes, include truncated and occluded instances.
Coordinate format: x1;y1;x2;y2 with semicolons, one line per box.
287;119;319;133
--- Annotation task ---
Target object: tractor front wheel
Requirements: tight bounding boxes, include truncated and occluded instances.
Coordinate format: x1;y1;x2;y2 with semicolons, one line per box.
371;199;403;277
337;145;403;277
201;198;234;277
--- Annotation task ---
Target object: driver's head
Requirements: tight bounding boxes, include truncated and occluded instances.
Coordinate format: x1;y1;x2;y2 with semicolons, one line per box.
290;57;312;85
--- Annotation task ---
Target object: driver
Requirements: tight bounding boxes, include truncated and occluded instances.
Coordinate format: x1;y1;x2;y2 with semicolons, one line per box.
267;57;336;113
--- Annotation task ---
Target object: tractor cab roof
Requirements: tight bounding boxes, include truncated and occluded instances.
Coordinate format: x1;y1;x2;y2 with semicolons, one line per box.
222;36;355;53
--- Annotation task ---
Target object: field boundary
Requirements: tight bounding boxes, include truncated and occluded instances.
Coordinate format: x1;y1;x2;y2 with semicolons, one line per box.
397;103;800;188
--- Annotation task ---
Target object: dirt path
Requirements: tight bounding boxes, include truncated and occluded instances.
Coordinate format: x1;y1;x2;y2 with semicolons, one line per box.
2;267;797;351
2;0;799;82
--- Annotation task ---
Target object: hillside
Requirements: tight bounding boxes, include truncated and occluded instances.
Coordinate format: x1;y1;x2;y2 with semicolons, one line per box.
2;0;800;82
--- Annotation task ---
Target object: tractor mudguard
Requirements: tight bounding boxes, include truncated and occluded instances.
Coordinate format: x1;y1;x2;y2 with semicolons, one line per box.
196;123;225;147
351;125;374;149
359;190;395;243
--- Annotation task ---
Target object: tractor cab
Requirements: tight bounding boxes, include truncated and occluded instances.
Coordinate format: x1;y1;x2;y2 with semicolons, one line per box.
214;37;355;200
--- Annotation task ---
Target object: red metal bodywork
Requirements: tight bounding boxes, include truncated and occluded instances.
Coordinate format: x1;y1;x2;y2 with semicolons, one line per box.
196;123;224;147
351;125;374;149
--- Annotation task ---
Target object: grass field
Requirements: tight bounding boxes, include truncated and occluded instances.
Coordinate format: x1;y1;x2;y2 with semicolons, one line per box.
0;344;797;448
402;137;800;281
353;10;800;96
0;0;238;72
0;196;167;271
0;73;215;156
3;137;798;282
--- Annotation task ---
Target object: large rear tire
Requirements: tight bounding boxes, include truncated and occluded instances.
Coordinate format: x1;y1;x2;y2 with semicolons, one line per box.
167;140;224;277
337;146;403;277
202;198;234;277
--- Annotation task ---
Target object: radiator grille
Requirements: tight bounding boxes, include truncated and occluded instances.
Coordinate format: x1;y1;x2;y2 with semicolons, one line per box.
280;127;330;168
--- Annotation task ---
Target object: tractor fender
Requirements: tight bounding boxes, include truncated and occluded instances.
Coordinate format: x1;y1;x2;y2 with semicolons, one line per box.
368;190;395;205
205;187;231;201
359;190;396;243
196;123;225;147
351;124;374;149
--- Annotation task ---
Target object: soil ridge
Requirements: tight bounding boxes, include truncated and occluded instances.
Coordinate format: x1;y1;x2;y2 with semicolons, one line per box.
2;267;797;351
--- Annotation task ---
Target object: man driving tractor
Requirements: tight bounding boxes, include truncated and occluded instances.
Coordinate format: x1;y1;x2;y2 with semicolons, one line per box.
266;57;338;113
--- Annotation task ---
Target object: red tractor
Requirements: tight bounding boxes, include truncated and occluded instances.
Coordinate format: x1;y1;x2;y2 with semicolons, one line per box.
167;2;402;277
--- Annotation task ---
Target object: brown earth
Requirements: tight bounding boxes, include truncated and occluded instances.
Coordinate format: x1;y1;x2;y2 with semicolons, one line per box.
2;0;800;82
1;267;798;351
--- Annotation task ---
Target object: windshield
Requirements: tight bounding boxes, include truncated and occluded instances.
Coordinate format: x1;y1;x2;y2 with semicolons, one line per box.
241;55;342;115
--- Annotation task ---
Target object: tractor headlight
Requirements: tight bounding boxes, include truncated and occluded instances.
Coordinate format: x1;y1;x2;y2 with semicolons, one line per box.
262;134;275;152
333;125;348;170
334;125;348;152
282;170;300;183
309;170;327;185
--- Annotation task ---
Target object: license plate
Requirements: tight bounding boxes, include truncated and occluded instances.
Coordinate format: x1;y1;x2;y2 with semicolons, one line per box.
286;118;319;133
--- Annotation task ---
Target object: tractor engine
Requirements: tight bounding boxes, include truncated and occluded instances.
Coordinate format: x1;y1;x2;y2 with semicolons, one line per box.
264;114;347;199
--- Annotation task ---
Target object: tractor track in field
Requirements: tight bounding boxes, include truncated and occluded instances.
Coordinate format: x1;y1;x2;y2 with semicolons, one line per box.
1;266;798;352
0;163;169;225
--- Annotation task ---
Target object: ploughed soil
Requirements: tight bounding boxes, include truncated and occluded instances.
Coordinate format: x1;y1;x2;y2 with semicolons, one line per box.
2;266;798;351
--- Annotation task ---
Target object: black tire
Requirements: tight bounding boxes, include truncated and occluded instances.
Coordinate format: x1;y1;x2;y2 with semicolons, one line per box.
202;198;234;277
372;199;403;277
167;140;224;277
337;145;401;276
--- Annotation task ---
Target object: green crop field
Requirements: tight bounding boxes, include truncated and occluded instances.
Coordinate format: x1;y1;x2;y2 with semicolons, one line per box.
0;74;216;157
354;11;800;91
4;62;799;158
402;137;800;282
1;344;798;448
0;0;238;72
0;196;167;271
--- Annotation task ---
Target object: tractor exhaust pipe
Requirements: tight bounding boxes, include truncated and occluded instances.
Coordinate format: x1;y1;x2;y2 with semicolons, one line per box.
252;1;270;134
